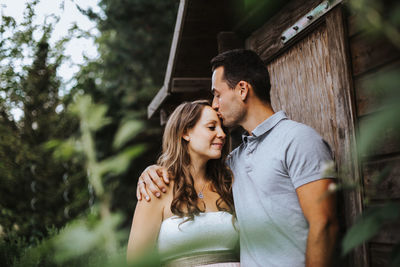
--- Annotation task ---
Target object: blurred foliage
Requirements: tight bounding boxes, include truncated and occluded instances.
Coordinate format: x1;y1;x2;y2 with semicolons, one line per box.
0;0;177;265
0;0;87;251
71;0;178;227
340;0;400;265
11;95;155;266
1;0;399;266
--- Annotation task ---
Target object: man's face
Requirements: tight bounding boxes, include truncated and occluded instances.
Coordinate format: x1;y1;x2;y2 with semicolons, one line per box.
211;66;245;128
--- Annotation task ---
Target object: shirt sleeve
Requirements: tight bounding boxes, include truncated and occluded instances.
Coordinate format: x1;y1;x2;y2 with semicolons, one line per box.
285;124;336;189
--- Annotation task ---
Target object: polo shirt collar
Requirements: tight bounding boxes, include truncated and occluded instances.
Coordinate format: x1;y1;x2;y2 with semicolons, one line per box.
242;111;288;142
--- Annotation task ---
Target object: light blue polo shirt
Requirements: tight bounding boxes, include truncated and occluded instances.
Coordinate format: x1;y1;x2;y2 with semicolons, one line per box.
227;111;335;267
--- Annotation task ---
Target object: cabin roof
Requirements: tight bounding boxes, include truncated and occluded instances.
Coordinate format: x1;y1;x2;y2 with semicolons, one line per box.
148;0;286;123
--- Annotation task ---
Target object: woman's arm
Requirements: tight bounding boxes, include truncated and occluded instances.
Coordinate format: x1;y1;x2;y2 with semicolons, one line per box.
127;195;165;262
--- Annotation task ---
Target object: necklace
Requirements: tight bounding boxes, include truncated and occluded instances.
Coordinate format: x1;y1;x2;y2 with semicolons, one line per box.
197;182;208;199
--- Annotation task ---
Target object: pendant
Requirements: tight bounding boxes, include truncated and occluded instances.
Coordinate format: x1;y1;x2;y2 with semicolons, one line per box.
198;192;204;199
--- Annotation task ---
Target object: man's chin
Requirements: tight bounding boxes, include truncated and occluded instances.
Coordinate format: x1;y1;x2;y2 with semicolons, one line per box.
222;120;235;128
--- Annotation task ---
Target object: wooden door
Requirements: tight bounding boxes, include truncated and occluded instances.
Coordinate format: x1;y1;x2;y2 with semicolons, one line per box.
247;3;366;267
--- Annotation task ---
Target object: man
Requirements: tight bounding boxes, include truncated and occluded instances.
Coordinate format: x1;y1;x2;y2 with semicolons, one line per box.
137;49;338;267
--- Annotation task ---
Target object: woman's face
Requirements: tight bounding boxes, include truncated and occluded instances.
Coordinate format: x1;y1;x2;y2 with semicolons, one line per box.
183;106;226;161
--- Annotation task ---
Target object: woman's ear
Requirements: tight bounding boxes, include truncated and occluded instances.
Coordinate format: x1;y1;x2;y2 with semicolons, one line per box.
182;134;190;142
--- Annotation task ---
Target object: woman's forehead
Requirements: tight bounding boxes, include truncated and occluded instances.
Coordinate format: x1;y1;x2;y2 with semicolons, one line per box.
199;106;219;121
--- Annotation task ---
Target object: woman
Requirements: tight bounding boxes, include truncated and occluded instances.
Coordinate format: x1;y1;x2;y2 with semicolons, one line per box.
127;100;239;266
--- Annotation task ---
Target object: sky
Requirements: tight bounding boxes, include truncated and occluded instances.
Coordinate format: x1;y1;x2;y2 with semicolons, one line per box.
0;0;101;119
1;0;101;84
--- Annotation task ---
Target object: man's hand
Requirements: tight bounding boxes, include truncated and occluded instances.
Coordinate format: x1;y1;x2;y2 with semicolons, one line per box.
136;165;170;201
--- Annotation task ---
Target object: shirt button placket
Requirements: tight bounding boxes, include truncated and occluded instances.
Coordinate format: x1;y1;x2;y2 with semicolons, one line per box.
245;141;254;174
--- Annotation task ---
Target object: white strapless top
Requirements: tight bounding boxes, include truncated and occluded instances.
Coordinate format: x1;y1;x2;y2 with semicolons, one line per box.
157;211;239;262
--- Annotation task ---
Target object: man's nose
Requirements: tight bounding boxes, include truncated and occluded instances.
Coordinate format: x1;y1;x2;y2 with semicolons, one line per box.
211;97;219;110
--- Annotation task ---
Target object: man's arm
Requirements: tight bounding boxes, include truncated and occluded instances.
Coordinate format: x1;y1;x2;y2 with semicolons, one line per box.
136;165;170;201
296;178;339;267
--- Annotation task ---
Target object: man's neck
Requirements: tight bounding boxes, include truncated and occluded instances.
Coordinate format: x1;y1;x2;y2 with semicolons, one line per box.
241;101;275;134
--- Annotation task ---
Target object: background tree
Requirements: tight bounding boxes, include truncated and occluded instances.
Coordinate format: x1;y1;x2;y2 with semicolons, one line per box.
0;1;87;247
72;0;178;223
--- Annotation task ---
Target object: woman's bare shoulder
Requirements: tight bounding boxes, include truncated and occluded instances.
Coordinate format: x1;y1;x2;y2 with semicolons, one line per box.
136;179;174;214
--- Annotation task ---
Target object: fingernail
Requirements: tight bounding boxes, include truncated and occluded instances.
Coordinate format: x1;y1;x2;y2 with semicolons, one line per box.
162;188;166;193
156;192;161;197
145;196;150;201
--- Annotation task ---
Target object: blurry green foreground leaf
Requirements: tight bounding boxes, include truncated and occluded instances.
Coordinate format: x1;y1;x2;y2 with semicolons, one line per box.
70;95;112;132
342;202;400;255
53;213;122;263
113;121;144;150
99;145;146;176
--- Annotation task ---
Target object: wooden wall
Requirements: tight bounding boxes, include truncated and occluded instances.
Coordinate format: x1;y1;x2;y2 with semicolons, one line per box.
347;12;400;267
244;0;399;266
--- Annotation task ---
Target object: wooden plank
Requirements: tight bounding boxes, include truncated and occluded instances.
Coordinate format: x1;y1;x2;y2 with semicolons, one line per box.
246;0;326;62
323;9;368;266
350;33;400;77
217;32;243;53
346;14;364;38
148;86;169;119
358;115;400;156
233;0;285;36
162;0;188;90
354;60;400;116
371;220;400;245
369;243;394;267
363;156;400;200
174;37;218;77
147;0;188;119
171;78;211;93
263;7;367;266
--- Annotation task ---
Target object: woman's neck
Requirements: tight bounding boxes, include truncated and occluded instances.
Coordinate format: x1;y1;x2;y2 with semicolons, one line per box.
190;159;208;184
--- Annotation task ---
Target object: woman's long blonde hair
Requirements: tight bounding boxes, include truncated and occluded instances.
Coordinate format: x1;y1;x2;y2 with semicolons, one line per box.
157;100;234;221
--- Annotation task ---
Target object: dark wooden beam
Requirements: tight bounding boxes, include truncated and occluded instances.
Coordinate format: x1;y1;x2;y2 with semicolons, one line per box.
148;86;169;119
217;32;244;53
171;78;211;93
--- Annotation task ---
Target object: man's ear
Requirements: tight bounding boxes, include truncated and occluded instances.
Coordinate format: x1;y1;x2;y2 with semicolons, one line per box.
238;81;249;101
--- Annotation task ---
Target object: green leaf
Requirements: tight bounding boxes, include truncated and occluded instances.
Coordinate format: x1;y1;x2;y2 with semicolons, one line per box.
53;214;122;263
98;144;146;176
70;95;111;132
112;120;143;150
342;203;400;255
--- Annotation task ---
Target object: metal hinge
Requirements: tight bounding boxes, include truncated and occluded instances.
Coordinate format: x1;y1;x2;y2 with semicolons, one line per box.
281;0;342;44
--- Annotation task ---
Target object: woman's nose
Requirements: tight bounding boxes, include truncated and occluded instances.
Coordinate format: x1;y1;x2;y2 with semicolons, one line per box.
217;128;226;139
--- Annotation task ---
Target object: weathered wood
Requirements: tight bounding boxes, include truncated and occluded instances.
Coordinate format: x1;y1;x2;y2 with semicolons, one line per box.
173;37;218;77
148;86;169;119
261;6;367;266
346;14;364;38
148;0;188;119
354;60;400;117
162;0;188;91
359;115;400;156
171;78;211;93
369;243;394;267
246;0;324;62
363;156;400;200
371;220;400;245
324;15;365;267
217;32;243;53
350;33;400;77
233;0;284;36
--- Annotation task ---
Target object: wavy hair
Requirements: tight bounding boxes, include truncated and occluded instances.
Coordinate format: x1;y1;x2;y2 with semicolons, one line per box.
157;100;235;222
